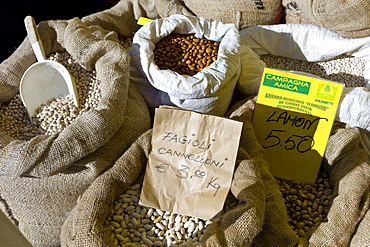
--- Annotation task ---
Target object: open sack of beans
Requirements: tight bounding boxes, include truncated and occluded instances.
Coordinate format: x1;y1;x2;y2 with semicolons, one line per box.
282;0;370;38
230;99;370;246
61;97;301;247
0;16;151;247
129;14;240;116
238;23;370;132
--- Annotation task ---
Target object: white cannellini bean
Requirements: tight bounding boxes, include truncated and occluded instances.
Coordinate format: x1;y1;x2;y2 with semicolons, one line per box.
146;208;154;218
183;221;192;229
0;50;103;138
174;223;183;232
155;222;165;230
143;237;154;247
187;222;195;234
156;208;164;216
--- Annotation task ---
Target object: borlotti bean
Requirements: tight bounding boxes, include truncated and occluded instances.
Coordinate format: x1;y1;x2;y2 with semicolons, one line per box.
105;183;238;247
153;33;219;76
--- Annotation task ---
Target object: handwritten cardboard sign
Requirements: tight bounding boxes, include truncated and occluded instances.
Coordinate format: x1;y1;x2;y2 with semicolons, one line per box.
252;68;344;183
139;106;243;220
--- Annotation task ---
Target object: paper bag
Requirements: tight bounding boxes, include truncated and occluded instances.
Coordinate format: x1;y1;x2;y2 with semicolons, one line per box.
139;106;243;220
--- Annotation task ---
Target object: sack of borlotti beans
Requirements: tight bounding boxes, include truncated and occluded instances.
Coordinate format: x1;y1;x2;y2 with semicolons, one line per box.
283;0;370;38
129;14;241;117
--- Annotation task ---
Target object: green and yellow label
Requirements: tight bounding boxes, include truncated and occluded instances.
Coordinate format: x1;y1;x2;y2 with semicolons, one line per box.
253;68;344;183
263;73;311;94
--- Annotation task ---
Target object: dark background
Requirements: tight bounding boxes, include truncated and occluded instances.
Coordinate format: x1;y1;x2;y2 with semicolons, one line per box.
0;0;119;63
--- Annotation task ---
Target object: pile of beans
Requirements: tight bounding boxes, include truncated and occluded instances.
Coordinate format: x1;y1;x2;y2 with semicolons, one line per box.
106;173;333;246
105;183;239;247
260;54;366;87
104;52;366;244
276;172;333;237
153;33;220;76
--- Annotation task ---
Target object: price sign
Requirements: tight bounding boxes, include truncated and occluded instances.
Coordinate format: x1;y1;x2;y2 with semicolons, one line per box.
139;106;243;220
252;68;344;183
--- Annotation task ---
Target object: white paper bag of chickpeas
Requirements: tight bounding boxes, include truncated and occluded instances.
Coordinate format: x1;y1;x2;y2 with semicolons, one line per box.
129;14;241;117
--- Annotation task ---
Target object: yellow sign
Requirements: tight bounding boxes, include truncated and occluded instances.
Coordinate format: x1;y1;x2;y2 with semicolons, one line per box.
252;68;344;183
137;17;153;26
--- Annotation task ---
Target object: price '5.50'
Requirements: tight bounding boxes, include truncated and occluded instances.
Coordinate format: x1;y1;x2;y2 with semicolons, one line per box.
262;129;314;153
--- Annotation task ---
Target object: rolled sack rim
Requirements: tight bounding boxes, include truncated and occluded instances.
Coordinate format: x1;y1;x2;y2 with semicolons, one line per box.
130;14;241;99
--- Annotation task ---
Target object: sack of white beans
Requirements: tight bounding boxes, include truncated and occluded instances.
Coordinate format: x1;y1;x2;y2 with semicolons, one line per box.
60;98;300;247
0;16;151;247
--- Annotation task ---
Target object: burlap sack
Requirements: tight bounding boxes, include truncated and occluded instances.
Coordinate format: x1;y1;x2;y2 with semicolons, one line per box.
224;97;299;247
60;129;151;246
61;97;299;247
182;0;284;30
351;204;370;245
282;0;315;25
0;14;151;247
60;129;152;247
0;1;197;245
306;125;370;246
283;0;370;38
81;0;193;37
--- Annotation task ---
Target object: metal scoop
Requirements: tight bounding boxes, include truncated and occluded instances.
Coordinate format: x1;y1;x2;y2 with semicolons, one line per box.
20;16;79;120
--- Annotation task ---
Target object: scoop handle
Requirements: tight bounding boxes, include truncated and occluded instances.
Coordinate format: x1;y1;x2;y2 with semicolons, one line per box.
24;16;46;61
